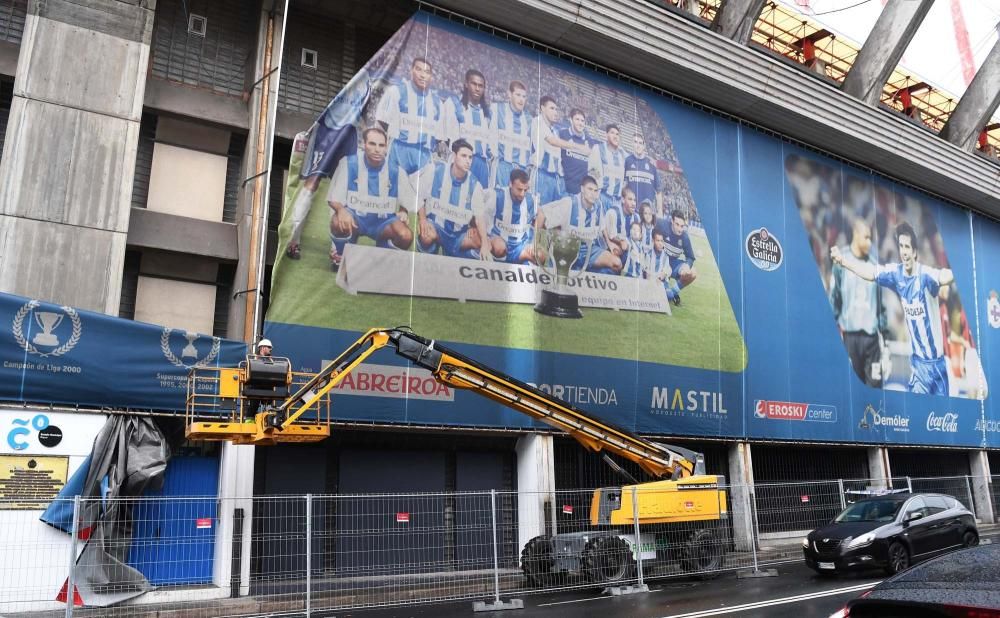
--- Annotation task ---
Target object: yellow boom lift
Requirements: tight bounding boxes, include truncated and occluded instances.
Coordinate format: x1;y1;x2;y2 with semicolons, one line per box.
186;328;728;584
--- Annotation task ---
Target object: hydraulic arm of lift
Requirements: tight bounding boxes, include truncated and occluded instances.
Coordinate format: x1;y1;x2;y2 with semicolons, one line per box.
188;327;705;480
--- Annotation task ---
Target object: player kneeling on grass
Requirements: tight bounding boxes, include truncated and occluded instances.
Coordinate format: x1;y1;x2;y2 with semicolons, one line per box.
417;139;488;259
484;168;541;264
650;229;682;304
327;127;415;271
656;209;697;306
537;175;620;274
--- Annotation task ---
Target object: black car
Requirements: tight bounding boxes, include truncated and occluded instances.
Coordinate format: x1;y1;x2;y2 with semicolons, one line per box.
833;544;1000;617
802;492;978;576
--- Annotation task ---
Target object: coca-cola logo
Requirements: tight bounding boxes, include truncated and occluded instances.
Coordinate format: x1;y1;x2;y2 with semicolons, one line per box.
926;411;958;433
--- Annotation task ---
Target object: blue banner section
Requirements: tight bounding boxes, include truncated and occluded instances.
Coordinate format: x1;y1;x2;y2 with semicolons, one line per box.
264;11;999;448
0;291;247;411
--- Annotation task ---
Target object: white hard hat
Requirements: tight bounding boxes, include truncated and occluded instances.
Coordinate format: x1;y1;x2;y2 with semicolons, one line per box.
257;339;273;349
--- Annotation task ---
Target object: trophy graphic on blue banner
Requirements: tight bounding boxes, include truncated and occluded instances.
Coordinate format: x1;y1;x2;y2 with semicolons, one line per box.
533;226;592;319
32;311;64;346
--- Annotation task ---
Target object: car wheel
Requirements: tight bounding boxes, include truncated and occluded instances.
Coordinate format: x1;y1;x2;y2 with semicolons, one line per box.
885;542;910;575
962;531;979;548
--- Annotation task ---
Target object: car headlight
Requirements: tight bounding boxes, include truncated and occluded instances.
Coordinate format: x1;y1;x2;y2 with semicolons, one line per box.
846;532;875;549
802;537;810;549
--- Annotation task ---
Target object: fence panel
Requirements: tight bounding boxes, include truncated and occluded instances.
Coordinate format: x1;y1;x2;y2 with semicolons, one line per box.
753;480;842;535
908;476;974;511
4;475;997;616
0;498;75;615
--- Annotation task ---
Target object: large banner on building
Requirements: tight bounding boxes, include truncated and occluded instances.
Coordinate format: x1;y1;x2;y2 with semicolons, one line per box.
0;291;247;412
265;11;1000;448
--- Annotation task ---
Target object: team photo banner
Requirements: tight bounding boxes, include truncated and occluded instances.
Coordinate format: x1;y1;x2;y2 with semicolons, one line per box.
265;11;1000;448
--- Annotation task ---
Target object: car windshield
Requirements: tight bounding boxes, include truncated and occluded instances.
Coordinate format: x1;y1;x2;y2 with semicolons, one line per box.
834;499;902;523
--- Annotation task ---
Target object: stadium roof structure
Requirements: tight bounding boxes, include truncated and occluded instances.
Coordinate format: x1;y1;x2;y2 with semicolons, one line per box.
674;0;1000;158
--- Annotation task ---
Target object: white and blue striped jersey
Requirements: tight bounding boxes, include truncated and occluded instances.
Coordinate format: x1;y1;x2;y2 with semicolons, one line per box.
876;263;944;360
445;97;493;159
493;102;533;167
417;161;485;234
540;194;603;246
622;247;649;278
588;142;625;198
639;223;655;255
604;204;639;243
328;151;415;215
649;247;672;280
531;116;562;176
375;78;443;149
485;187;536;244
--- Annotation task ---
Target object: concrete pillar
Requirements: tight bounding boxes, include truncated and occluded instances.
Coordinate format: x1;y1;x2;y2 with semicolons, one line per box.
940;40;1000;150
867;446;891;488
213;443;256;594
841;0;933;105
969;450;995;524
727;441;755;551
0;0;154;314
710;0;767;46
516;433;555;553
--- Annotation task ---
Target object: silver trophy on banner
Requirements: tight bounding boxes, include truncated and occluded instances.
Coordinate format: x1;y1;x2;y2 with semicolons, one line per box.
533;226;592;319
32;311;64;346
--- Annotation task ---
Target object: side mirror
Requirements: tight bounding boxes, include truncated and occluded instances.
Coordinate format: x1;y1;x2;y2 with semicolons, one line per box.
906;511;924;523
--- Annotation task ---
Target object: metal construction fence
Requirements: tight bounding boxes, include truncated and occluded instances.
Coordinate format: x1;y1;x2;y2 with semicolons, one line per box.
1;475;997;617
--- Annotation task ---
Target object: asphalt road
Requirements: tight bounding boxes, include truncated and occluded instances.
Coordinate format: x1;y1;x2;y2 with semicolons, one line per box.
332;562;882;618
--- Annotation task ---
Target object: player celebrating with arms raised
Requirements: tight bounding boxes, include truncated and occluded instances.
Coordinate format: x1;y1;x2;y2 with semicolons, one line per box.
831;221;955;395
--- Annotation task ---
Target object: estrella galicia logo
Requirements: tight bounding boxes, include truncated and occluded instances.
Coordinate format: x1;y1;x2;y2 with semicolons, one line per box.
160;328;221;369
11;300;82;357
745;228;783;271
7;414;63;450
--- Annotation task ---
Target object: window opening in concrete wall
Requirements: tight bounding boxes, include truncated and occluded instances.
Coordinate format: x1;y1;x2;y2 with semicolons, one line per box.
301;48;318;69
188;13;207;37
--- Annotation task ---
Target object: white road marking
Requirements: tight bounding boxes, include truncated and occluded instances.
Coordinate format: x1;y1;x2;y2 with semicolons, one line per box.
537;588;664;606
656;581;880;618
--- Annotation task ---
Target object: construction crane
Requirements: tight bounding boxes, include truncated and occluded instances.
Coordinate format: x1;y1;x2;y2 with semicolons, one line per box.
186;327;728;584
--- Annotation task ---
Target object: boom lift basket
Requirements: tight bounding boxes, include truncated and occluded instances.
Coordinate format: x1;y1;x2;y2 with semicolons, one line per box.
185;355;331;445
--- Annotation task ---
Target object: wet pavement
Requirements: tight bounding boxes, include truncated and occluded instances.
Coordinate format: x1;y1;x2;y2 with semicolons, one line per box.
333;561;883;618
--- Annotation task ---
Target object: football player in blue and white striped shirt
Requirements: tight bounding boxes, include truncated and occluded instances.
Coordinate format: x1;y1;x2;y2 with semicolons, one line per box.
416;139;487;259
492;81;533;189
588;124;626;213
621;221;649;279
483;168;539;264
376;57;445;176
537;176;621;273
531;96;566;204
831;221;955;395
445;69;493;189
327;127;415;271
602;186;639;270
